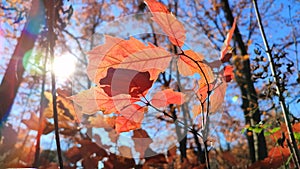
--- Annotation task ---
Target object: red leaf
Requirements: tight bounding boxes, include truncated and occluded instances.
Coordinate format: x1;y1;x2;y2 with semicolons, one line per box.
220;18;236;62
223;65;234;82
249;147;291;169
144;0;169;13
151;89;185;107
144;0;186;47
100;67;153;98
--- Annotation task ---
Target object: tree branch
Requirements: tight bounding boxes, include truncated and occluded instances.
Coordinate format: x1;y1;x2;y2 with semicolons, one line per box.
252;0;300;166
46;0;63;168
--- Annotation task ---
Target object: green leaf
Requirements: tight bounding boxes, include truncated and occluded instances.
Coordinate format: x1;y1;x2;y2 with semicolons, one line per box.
294;132;300;141
252;127;263;134
261;123;271;129
270;127;281;133
264;131;271;136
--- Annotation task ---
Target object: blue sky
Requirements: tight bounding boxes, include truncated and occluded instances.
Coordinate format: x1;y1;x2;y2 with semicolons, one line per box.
0;0;300;162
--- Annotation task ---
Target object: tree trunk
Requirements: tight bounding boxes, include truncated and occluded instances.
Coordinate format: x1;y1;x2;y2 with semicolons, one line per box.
221;0;267;162
0;0;44;121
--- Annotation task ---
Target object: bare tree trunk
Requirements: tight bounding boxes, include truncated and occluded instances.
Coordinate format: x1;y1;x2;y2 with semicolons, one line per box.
0;0;44;121
221;0;267;162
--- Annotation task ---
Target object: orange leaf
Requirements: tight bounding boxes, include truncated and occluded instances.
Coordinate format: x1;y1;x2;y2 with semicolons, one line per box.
118;146;133;158
115;115;141;133
117;47;172;80
22;112;46;131
87;36;148;83
118;104;145;124
88;114;116;129
198;80;227;115
208;80;227;113
178;50;214;87
70;87;132;115
192;105;201;117
197;83;214;103
87;35;171;83
220;18;236;62
151;89;185;107
177;50;205;76
144;0;169;13
145;0;186;47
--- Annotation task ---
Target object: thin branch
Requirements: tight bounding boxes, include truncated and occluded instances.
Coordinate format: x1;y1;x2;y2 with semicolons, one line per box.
288;5;298;69
47;0;63;168
63;30;87;64
33;48;48;167
179;51;212;168
252;0;300;167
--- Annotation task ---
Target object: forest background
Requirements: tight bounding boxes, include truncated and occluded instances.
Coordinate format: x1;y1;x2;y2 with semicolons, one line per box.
0;0;300;168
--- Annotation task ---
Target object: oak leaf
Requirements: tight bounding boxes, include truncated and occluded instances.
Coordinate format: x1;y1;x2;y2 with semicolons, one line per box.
21;112;47;131
44;91;79;122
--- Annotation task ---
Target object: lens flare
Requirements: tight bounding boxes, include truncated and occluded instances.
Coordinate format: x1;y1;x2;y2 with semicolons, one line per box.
53;54;76;78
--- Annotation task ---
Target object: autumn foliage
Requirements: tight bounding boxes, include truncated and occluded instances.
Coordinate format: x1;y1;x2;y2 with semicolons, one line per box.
1;0;299;168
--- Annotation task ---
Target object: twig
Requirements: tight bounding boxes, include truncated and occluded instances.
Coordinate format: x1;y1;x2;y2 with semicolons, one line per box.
179;49;212;168
33;48;48;167
288;5;299;72
252;0;300;167
47;0;64;168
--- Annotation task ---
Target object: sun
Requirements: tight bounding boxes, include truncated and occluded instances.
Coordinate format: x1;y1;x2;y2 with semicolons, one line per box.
53;53;76;78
